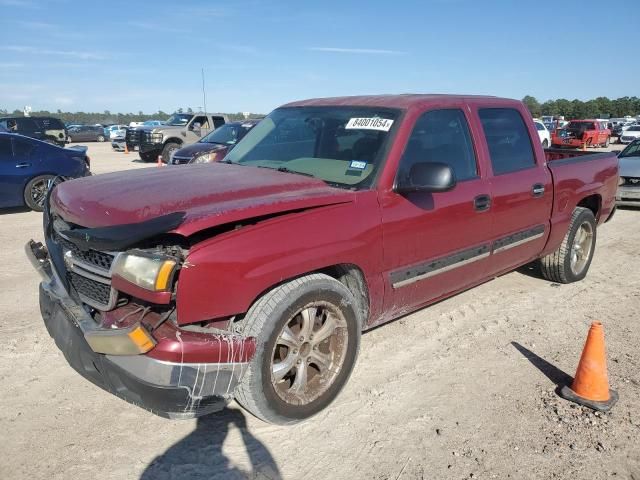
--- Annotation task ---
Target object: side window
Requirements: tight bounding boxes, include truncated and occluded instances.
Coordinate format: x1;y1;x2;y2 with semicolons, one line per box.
12;138;35;157
479;108;536;176
535;122;545;131
212;116;225;129
192;116;208;129
0;137;13;159
398;108;478;182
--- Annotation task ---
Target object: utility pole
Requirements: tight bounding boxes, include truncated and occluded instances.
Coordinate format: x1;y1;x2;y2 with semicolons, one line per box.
201;68;207;115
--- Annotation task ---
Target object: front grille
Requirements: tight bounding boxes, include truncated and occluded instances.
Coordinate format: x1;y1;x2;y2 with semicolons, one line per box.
67;271;112;307
621;136;635;142
622;177;640;187
56;234;114;271
125;128;141;145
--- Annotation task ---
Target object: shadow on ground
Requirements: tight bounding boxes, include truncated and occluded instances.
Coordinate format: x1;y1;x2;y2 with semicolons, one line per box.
511;341;573;389
140;407;281;480
0;206;31;215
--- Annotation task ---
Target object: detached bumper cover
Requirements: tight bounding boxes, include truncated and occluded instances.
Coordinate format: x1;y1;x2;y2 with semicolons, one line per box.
27;240;253;419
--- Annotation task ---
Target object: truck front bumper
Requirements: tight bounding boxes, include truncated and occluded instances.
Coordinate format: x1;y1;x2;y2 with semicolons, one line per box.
27;240;252;419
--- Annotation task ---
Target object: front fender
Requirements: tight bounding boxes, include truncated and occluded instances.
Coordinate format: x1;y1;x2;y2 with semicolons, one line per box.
175;192;383;325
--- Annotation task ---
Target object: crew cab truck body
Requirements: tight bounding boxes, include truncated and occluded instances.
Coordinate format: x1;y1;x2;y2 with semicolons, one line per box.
126;113;227;163
27;95;618;425
551;119;611;148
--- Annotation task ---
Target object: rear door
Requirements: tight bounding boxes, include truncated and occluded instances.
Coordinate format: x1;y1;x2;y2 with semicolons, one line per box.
475;106;553;274
381;105;494;316
0;136;37;207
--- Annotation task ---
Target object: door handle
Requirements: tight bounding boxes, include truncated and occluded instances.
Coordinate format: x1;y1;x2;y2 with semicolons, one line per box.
15;162;31;168
474;194;491;212
532;184;545;197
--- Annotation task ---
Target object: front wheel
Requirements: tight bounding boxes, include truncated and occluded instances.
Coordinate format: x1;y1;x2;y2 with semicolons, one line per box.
97;135;105;142
161;142;180;164
542;139;549;148
24;175;57;211
139;151;157;162
539;207;597;283
235;273;361;425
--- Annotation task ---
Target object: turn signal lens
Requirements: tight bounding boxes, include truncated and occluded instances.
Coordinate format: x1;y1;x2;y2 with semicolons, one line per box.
155;260;177;291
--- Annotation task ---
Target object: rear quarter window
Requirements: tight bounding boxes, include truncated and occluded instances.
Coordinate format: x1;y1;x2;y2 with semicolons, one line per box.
479;108;536;176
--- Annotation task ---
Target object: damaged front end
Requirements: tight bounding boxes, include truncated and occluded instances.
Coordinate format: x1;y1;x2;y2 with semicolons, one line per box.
26;199;256;419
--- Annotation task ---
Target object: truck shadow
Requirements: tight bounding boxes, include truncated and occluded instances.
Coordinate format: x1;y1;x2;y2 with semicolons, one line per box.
0;206;31;215
516;261;544;280
140;407;281;480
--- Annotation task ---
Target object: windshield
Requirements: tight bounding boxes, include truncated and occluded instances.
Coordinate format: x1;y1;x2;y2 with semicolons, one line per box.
165;114;193;126
628;126;640;132
566;121;595;131
225;107;400;188
619;141;640;158
200;122;255;146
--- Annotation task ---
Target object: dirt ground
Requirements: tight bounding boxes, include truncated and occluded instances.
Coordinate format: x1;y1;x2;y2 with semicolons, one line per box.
1;142;638;480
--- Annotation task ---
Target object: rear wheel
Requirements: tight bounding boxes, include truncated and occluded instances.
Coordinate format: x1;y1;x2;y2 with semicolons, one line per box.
539;207;597;283
235;273;361;425
161;142;180;164
24;175;57;211
97;135;105;142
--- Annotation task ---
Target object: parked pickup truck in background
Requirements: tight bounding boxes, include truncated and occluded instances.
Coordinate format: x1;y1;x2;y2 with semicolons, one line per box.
126;112;227;162
27;94;618;425
552;119;611;148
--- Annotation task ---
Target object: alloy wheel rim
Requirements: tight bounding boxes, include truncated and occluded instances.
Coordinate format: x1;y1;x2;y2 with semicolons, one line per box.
570;221;593;275
31;178;51;208
270;301;348;406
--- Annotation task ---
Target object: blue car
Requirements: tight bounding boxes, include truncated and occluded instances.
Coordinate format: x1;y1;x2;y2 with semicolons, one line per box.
0;132;90;211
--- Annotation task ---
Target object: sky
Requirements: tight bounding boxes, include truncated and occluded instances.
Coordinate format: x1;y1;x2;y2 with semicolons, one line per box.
0;0;638;115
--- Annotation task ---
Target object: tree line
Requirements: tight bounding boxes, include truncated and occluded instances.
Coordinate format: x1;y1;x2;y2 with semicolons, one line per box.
0;108;258;125
522;96;640;120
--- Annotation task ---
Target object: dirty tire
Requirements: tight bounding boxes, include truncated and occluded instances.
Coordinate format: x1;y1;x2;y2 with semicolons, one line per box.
539;207;597;284
139;151;156;162
234;273;361;425
24;175;56;211
161;142;180;164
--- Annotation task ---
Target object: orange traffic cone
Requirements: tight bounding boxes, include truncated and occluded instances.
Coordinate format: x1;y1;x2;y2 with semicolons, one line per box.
559;322;618;411
124;143;129;154
157;155;164;167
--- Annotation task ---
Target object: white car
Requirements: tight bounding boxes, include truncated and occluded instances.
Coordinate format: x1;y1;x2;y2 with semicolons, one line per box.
620;125;640;144
105;124;127;140
533;119;551;148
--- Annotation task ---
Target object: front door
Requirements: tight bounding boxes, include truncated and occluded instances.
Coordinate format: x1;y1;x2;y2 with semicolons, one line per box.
381;106;494;318
475;106;553;274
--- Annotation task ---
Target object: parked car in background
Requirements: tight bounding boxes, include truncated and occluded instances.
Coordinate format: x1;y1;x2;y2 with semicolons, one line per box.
616;139;640;207
111;131;126;152
0;116;67;146
104;125;127;140
533;119;551;147
127;112;227;162
27;94;618;424
171;119;260;165
620;125;640;144
68;125;107;143
0;132;90;211
551;119;611;148
142;120;166;127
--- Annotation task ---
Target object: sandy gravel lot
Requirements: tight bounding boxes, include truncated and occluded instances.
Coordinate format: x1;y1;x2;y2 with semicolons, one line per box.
0;142;638;480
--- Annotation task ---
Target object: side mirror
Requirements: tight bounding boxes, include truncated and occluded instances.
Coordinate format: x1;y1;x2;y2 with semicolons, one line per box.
395;162;456;194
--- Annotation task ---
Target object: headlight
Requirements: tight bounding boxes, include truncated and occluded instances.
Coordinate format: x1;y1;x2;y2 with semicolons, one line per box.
150;132;163;143
112;251;177;291
190;152;217;164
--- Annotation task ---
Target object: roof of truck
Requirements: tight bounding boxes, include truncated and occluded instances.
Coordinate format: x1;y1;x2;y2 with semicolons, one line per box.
282;94;519;110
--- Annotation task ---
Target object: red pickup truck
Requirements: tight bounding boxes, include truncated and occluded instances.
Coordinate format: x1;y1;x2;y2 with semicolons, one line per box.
27;95;618;425
551;119;611;148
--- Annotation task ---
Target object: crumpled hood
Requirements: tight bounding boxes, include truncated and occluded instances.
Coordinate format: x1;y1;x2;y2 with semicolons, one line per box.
51;163;355;237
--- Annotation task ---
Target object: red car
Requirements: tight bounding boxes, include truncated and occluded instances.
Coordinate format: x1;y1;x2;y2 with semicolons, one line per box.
551;119;611;148
27;95;618;424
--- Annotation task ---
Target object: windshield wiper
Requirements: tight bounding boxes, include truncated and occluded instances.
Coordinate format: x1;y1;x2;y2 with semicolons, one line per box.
276;167;316;178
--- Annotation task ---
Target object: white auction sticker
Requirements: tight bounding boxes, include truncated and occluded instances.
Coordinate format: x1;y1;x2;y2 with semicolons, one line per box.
345;117;394;132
